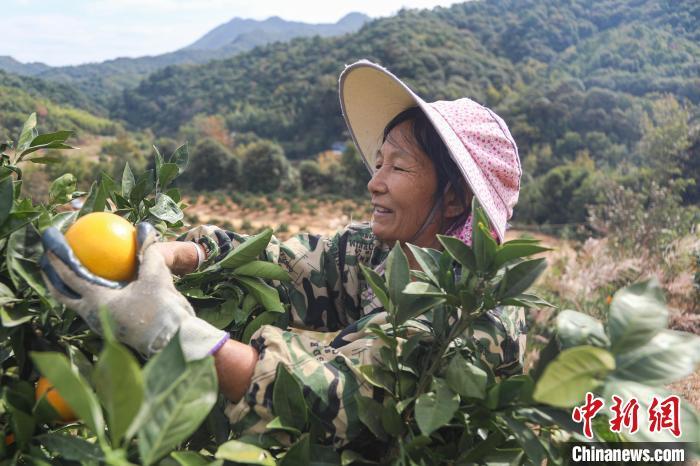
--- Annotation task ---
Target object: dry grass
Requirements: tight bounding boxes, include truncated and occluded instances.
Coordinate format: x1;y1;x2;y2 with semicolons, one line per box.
185;195;367;240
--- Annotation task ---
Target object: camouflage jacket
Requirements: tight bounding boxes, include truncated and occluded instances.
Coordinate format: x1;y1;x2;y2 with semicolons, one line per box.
192;222;527;447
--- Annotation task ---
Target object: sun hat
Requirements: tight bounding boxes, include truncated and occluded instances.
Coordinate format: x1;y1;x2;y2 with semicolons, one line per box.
338;59;521;243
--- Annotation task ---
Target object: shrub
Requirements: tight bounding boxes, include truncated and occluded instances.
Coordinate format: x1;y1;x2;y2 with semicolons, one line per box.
239;140;297;193
180;138;239;191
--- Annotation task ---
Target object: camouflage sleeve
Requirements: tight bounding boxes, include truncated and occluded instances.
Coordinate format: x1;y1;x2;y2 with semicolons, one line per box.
224;324;382;448
472;305;527;377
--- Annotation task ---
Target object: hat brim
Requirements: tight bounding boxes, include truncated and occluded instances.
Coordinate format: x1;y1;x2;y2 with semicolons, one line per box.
338;60;507;242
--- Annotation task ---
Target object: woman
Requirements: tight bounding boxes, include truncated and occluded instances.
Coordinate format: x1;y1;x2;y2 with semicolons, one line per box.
40;60;524;446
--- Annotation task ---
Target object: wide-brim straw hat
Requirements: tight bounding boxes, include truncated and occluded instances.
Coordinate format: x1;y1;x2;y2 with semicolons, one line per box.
338;59;521;243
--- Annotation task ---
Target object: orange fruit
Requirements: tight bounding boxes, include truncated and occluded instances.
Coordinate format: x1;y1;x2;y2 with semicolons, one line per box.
35;377;76;422
65;212;137;281
4;433;14;446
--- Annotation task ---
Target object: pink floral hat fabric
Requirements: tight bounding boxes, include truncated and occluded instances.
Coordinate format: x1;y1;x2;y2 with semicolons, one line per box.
338;59;521;243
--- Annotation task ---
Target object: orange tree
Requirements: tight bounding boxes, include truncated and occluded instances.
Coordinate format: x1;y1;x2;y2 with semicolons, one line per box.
1;115;699;465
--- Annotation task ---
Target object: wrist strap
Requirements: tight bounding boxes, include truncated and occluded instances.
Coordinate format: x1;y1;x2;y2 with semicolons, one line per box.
192;241;204;269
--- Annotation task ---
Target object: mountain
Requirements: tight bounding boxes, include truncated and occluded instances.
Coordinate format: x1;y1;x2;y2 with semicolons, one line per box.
0;13;371;107
0;56;51;76
111;0;700;161
185;12;370;50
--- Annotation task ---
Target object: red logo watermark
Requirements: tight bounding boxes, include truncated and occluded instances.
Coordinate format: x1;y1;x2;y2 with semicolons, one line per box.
572;392;681;439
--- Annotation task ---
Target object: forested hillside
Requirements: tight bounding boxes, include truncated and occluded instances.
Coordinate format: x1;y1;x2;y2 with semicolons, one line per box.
0;70;116;136
0;13;369;106
2;0;699;229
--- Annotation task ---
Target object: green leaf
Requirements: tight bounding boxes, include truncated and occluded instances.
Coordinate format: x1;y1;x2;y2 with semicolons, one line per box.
130;169;155;206
359;264;389;309
608;279;668;353
100;172;119;199
0;306;32;327
415;379;459;436
6;404;34;446
79;180;107;217
219;228;272;269
170;144;189;175
614;329;700;386
150;193;183;223
395;295;446;325
532;346;615;408
28;155;62;164
501;292;555;308
445;353;487;399
235;260;290;281
29;130;72;147
20;141;74;158
358;365;395;394
153;145;164;175
237;276;284;313
158;163;179;190
493;242;551;268
499;417;546;466
215;440;275;465
266;416;302;436
171;451;223;466
242;311;279;343
135;354;218;466
30;352;105;435
472;213;498;272
273;365;308;431
437;235;476;271
36;433;104;462
121;162;135;198
402;281;446;297
197;300;238;329
279;434;310;466
0;175;13;225
94;339;144;446
381;398;404;436
49;173;76;205
406;243;440;284
355;395;386;441
498;258;547;300
0;211;41;239
17;113;37;151
557;310;610;348
386;241;410;307
486;375;534;408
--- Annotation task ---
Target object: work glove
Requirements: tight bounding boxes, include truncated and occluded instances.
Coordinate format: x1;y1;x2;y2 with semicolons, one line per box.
40;222;229;361
177;224;235;269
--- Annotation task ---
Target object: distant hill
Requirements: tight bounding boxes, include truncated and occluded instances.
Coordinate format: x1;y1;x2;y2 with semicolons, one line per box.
0;56;51;76
0;70;117;137
111;0;700;160
185;12;370;50
0;13;371;107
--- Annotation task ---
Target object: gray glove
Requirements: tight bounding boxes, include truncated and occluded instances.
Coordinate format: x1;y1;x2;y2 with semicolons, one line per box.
40;222;229;360
177;224;235;269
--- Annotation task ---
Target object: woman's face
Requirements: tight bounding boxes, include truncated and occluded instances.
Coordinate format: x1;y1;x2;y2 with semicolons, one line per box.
367;120;441;246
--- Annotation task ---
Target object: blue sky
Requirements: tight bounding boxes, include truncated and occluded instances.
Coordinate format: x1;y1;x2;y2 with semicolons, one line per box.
3;0;458;66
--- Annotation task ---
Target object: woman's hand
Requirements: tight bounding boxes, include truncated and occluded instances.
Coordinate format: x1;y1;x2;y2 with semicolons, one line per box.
176;225;235;266
154;223;236;276
40;222;229;361
152;241;204;276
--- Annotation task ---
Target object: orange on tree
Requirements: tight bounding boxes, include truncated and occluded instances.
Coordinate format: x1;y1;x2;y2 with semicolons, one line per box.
65;212;137;281
4;434;14;446
35;377;76;422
